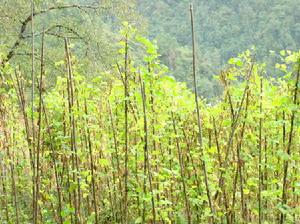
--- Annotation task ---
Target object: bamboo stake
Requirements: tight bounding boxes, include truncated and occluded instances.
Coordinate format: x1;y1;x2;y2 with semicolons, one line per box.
1;115;19;224
139;73;156;223
190;4;215;222
84;99;99;224
280;59;300;224
33;28;46;224
65;38;81;224
258;77;263;224
171;113;192;224
123;33;129;224
0;161;9;223
108;101;123;221
31;1;36;222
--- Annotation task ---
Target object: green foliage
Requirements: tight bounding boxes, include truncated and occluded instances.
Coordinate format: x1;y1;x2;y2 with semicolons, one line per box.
0;23;300;224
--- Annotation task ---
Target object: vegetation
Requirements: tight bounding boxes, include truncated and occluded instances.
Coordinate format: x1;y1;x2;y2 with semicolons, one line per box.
139;0;300;97
0;1;299;224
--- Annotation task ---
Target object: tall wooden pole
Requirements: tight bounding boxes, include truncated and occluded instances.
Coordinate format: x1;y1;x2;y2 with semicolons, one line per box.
31;1;36;223
190;4;215;223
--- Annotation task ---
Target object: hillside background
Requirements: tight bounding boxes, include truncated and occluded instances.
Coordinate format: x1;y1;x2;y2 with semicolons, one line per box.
138;0;300;97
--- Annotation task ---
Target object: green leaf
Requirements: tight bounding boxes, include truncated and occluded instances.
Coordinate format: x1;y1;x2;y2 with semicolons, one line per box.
135;217;142;223
99;158;109;167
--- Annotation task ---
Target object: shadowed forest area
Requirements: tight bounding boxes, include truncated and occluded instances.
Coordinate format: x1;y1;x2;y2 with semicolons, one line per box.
0;1;299;223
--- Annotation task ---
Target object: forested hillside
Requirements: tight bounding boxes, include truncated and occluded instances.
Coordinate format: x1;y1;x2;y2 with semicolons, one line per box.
0;1;299;224
138;0;300;97
2;0;300;97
